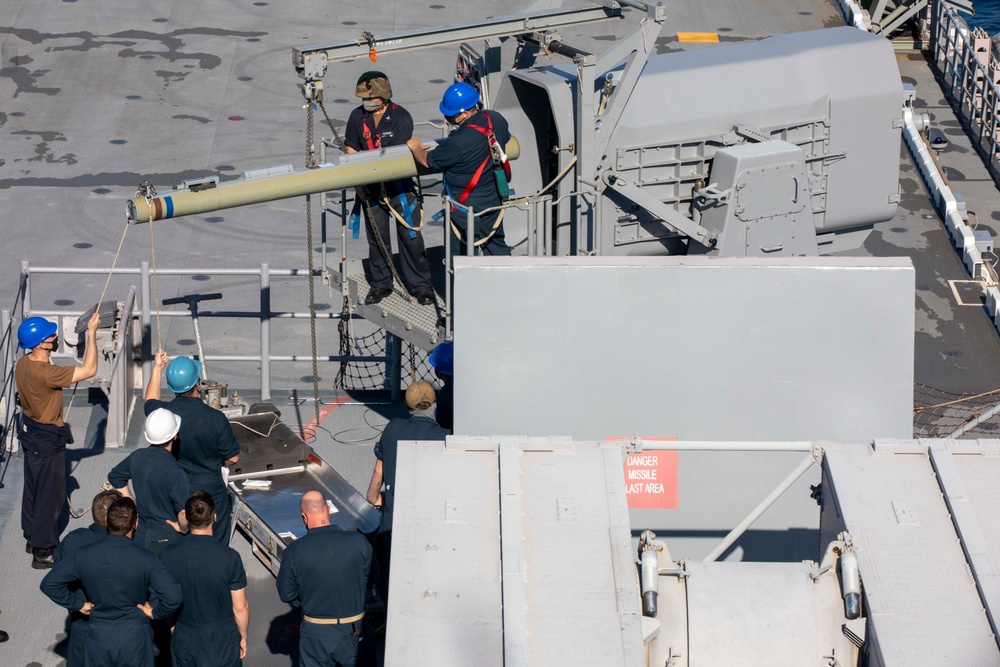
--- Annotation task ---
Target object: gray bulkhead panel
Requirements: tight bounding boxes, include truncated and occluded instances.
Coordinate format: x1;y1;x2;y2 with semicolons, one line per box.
821;445;1000;665
385;437;643;666
453;256;914;558
454;256;914;442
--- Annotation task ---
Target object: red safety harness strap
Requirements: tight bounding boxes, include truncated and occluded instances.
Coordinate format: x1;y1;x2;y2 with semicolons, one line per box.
361;102;396;150
456;114;497;205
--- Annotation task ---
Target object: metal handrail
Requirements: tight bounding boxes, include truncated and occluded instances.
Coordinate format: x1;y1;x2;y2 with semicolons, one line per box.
931;3;1000;183
18;262;391;408
1;274;27;457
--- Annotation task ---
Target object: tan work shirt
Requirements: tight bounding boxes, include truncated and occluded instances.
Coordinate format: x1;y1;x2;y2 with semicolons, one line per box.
15;357;76;426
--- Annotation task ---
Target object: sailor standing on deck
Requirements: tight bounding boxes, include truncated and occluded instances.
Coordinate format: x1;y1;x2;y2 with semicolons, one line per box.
276;490;373;667
40;496;183;667
53;489;122;667
145;349;240;542
15;312;100;569
407;81;512;257
365;381;450;604
160;491;249;667
428;342;454;430
345;71;436;306
107;408;190;554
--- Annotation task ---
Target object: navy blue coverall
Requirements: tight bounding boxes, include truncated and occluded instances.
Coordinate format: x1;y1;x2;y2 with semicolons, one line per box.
145;397;240;542
53;523;107;667
426;109;512;256
435;380;453;430
276;526;373;667
373;414;450;602
160;534;247;667
40;535;183;667
344;102;433;294
15;358;76;551
108;446;189;555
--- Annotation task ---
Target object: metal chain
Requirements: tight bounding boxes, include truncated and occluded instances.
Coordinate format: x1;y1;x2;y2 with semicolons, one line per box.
316;98;347;153
407;342;417;382
362;197;412;302
334;296;351;389
305;103;321;433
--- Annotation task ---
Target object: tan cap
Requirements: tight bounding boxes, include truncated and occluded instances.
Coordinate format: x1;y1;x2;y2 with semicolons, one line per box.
405;381;436;410
355;71;392;99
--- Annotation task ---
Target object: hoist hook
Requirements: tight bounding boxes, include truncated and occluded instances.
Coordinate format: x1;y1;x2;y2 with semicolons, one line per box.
361;31;377;62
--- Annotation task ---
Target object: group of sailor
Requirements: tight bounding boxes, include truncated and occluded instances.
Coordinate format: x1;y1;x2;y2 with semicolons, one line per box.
15;307;456;666
12;71;483;667
347;71;513;306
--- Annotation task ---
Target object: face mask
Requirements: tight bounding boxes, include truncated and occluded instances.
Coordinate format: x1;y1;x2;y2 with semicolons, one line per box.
363;99;383;112
445;114;461;127
46;337;59;353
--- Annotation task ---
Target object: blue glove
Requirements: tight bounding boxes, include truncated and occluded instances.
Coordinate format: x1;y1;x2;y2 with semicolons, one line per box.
349;214;361;239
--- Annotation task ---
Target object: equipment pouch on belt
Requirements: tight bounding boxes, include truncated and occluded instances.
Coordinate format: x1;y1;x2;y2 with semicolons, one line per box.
492;166;510;201
21;417;74;455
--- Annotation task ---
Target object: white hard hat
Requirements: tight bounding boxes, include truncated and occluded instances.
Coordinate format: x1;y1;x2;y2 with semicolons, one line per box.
144;408;181;445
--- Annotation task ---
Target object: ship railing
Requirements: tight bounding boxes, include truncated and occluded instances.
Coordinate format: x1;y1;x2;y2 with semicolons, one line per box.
319;121;565;344
931;2;1000;182
13;262;399;446
0;272;28;459
439;193;558;341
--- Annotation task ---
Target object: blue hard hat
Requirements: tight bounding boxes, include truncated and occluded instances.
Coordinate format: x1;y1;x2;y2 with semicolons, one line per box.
428;342;453;376
166;356;202;394
17;317;58;350
439;82;480;117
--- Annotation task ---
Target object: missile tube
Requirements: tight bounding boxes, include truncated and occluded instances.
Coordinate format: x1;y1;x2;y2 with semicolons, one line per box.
126;137;520;224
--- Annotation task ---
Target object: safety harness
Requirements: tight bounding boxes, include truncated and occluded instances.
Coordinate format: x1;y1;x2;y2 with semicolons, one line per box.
360;105;425;235
448;112;510;247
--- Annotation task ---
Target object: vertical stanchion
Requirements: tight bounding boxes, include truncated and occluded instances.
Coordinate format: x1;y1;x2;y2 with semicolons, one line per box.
340;189;349;298
544;196;553;256
466;206;475;256
444;196;453;341
20;261;31;317
140;260;152;390
1;308;15;454
388;332;402;402
260;263;271;402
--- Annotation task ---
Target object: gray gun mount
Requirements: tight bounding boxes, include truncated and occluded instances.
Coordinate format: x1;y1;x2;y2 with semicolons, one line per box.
495;26;902;257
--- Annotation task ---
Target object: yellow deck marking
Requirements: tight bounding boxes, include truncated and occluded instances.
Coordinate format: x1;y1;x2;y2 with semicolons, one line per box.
678;32;719;43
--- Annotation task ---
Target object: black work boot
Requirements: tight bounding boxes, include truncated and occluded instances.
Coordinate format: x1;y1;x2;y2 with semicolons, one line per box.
32;547;54;570
365;287;392;305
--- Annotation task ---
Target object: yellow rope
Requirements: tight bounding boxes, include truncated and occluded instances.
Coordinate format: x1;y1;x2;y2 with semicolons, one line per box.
96;220;131;310
913;386;1000;413
145;196;163;352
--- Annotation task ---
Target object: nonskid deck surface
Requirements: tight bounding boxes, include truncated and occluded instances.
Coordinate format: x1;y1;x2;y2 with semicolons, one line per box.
1;0;999;664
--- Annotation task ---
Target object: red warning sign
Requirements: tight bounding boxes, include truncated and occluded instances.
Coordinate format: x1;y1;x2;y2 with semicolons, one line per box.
608;438;679;509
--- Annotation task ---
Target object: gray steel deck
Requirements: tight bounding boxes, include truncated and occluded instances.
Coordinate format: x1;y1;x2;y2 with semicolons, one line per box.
1;0;999;664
